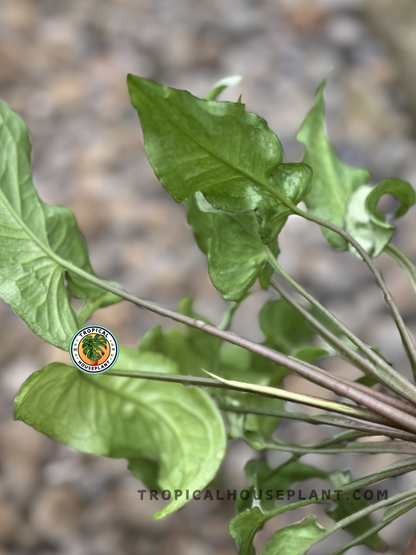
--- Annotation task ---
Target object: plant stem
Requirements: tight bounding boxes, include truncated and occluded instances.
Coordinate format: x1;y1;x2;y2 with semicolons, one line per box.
293;356;416;419
208;370;416;434
385;243;416;298
261;187;416;376
266;248;416;404
54;251;416;432
312;489;416;550
250;437;416;455
106;369;381;423
253;456;416;520
270;278;380;379
334;497;416;555
16;198;416;426
218;401;416;442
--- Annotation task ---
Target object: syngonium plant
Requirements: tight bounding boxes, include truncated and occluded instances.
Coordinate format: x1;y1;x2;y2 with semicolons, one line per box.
2;72;416;553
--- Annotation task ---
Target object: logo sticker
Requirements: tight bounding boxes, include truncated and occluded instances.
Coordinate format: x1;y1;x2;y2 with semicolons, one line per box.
70;325;119;374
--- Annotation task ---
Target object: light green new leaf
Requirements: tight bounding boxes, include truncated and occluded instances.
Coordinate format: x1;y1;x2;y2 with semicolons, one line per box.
262;515;326;555
297;80;370;250
14;348;226;518
0;101;121;349
204;74;243;101
208;212;268;301
42;202;122;326
127;74;283;213
344;179;415;258
344;186;393;258
366;178;415;220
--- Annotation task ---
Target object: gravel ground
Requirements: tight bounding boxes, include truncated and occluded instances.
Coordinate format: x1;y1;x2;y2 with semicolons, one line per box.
1;1;416;554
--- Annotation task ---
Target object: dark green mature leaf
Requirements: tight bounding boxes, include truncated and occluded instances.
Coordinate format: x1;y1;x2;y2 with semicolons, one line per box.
297;80;370;250
208;212;269;301
345;178;415;258
256;163;312;244
262;515;326;555
327;470;387;552
127;74;283;211
259;298;316;354
14;348;226;518
0;101;121;350
129;76;314;298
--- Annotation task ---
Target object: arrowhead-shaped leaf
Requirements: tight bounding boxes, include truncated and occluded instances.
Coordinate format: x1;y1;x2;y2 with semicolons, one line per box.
0;101;121;349
297;80;370;250
127;74;283;211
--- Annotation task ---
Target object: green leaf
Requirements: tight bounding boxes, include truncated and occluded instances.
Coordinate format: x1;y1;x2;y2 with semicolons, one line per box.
185;194;213;254
138;298;222;377
344;185;393;258
327;470;387;552
229;457;416;555
256;163;312;244
237;458;328;513
14;348;226;518
41;202;122;326
332;495;416;555
292;346;328;363
259;298;316;354
208;212;268;301
262;515;326;555
366;178;415;220
218;344;291;438
355;376;378;387
229;507;266;555
0;101;121;350
127;74;283;210
345;178;415;258
297;80;370;250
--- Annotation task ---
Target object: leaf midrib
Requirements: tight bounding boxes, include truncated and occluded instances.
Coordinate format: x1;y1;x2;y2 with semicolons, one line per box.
142;87;284;205
81;372;195;485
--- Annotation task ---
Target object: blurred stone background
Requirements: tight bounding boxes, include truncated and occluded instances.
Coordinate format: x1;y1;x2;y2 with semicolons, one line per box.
1;0;416;553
